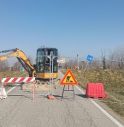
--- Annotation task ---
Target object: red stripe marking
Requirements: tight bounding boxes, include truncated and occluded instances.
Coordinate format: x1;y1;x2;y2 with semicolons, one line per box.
18;77;25;83
26;77;33;82
11;77;18;83
4;77;11;83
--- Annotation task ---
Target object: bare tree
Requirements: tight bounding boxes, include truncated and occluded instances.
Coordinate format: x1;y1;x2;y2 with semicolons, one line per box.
101;50;106;70
108;48;124;69
0;60;9;71
11;61;21;71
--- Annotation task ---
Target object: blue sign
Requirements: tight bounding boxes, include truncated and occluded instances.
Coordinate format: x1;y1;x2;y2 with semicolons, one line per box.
87;55;94;63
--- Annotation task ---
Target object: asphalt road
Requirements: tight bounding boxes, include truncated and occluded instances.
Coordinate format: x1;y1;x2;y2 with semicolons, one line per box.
0;72;123;127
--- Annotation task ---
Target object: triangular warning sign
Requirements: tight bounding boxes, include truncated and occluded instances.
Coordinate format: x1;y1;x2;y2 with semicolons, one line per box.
60;69;78;85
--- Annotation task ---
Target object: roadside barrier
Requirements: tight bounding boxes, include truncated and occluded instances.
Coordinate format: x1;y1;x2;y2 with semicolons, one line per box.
86;83;106;98
0;77;35;100
1;77;35;83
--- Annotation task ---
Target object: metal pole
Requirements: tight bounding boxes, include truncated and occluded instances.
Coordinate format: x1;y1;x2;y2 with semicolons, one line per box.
52;56;54;94
49;54;52;95
77;54;79;70
50;52;54;95
45;54;57;98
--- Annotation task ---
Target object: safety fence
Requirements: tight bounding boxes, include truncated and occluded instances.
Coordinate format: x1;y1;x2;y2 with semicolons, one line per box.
1;77;35;83
0;77;35;100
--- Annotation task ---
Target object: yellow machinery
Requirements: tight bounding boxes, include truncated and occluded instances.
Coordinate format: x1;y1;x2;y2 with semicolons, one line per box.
36;48;58;79
0;48;58;79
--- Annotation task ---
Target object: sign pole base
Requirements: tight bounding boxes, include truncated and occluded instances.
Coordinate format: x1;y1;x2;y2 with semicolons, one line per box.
47;95;55;100
61;85;75;99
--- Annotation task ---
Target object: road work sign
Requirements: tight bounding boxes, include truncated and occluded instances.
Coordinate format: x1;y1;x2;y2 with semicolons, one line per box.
60;69;78;85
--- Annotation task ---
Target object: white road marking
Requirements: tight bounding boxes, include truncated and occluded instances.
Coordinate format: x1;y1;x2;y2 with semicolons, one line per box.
75;86;124;127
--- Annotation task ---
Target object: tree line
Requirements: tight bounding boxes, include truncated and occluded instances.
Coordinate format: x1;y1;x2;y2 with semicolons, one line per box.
63;48;124;70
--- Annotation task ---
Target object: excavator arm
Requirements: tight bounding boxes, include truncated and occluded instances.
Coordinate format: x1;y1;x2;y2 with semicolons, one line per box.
0;48;36;77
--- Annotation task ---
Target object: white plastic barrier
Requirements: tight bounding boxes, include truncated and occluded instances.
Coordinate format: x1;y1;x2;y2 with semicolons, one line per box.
0;86;7;99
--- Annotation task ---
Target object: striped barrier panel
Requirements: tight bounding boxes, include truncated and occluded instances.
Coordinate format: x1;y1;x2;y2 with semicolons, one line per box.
1;77;35;83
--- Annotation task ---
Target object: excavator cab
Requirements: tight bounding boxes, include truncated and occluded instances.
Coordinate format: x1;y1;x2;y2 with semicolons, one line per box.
36;48;58;79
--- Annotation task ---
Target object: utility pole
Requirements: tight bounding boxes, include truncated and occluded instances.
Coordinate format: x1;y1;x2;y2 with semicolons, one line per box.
77;54;79;70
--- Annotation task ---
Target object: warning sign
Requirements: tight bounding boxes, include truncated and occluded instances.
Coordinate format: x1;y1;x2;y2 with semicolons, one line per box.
60;69;78;85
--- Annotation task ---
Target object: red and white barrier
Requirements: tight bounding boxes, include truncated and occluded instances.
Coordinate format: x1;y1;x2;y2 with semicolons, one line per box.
1;77;35;83
0;77;35;100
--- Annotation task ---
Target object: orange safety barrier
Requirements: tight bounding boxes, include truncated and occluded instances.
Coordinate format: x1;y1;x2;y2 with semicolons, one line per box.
86;83;106;98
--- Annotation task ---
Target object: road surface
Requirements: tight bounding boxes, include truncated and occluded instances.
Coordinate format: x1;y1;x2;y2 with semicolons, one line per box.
0;72;123;127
